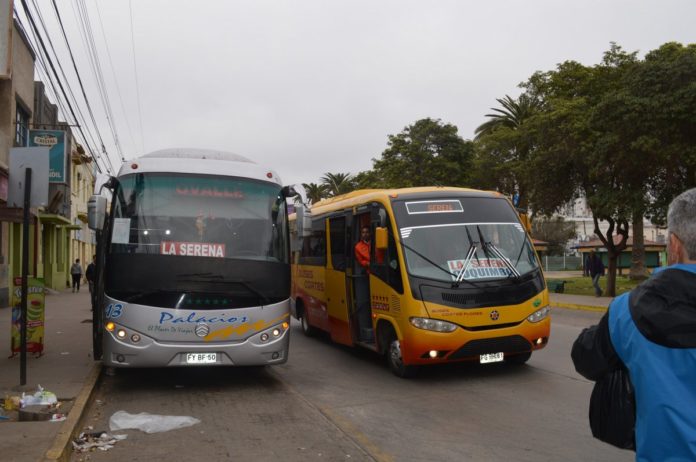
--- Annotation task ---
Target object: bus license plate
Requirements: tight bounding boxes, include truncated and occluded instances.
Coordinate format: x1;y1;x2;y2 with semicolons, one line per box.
186;353;217;364
480;352;504;364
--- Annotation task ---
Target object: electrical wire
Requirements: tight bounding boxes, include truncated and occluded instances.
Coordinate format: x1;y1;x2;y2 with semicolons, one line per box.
14;3;108;174
129;0;146;153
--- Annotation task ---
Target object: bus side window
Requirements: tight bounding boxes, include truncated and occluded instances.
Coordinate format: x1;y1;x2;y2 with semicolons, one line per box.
329;216;346;271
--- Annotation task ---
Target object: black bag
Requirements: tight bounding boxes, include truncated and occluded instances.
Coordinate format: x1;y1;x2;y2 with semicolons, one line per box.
589;367;636;450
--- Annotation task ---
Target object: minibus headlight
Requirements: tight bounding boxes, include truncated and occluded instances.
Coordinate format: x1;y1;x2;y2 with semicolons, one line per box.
527;306;550;323
409;317;457;333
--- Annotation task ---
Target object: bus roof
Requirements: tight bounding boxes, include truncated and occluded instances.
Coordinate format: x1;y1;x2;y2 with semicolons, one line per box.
118;148;282;185
307;187;504;215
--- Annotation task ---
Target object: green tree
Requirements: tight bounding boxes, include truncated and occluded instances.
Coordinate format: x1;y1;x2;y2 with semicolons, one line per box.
320;172;354;197
301;182;328;204
371;118;473;188
519;46;638;296
471;94;541;208
531;217;577;256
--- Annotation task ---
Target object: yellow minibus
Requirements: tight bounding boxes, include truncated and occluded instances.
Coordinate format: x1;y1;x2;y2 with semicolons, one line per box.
290;187;550;377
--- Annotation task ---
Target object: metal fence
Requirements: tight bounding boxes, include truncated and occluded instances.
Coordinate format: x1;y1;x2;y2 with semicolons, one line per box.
542;255;583;271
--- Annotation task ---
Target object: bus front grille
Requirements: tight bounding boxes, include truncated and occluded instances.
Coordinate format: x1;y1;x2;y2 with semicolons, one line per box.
447;335;531;360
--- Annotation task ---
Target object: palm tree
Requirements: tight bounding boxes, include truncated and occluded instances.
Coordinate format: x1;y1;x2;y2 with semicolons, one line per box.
301;182;328;205
320;172;354;197
474;94;541;140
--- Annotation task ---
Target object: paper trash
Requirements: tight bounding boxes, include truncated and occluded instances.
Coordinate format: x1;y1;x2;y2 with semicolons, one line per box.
109;410;201;433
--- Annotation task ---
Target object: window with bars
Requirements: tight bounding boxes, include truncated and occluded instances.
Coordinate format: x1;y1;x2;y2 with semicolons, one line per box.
15;103;30;147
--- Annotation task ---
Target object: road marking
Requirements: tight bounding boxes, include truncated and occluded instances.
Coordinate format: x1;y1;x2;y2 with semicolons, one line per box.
267;368;394;462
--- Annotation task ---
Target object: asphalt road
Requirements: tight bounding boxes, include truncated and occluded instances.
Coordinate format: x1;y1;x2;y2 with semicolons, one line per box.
71;308;633;462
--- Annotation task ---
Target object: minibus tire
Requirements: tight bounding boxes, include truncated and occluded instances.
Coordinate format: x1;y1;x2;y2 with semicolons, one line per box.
386;335;418;378
299;305;317;337
505;351;531;365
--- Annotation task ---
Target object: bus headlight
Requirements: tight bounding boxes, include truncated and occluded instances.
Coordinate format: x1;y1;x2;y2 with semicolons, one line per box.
527;306;550;323
409;317;457;333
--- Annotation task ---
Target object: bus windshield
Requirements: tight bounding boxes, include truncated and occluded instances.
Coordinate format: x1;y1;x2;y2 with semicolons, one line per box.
392;196;539;283
110;173;287;262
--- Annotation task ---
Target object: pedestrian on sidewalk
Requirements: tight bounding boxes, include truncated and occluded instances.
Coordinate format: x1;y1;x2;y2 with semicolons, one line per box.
86;255;96;295
571;187;696;460
70;258;83;293
588;251;604;297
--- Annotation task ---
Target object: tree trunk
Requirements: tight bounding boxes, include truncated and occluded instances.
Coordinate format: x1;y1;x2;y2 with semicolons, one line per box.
629;213;649;280
606;251;618;297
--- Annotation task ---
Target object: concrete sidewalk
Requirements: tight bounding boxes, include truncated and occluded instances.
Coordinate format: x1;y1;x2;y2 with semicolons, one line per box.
0;288;100;462
549;292;612;312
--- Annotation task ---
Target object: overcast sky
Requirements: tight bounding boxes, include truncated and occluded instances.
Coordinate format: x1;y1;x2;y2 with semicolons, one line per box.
28;0;696;186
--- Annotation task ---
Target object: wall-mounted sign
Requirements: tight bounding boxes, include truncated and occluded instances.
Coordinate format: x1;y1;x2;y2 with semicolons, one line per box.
28;129;67;183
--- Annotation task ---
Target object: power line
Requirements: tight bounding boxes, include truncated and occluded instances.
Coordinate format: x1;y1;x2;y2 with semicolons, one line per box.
15;2;109;174
94;1;136;162
46;0;117;174
129;0;146;154
71;0;121;170
24;0;107;174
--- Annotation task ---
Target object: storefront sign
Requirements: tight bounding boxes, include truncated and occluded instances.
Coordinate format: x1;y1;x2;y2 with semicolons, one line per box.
28;129;67;183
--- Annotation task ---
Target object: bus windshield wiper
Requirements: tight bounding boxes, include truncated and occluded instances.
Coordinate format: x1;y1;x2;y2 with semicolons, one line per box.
476;226;521;279
176;274;270;305
122;289;171;303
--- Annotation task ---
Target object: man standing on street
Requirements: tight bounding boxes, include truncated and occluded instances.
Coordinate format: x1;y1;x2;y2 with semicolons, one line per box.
86;255;96;296
70;258;83;293
571;187;696;460
588;251;605;297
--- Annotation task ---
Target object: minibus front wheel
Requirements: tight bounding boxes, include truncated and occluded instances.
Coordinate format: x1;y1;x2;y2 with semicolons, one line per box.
385;331;418;378
298;301;317;337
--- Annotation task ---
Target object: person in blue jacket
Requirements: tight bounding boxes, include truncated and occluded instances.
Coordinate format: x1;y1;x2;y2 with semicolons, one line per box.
571;187;696;461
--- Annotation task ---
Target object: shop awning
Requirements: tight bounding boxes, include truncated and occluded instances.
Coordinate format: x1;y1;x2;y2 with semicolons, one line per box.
38;213;72;226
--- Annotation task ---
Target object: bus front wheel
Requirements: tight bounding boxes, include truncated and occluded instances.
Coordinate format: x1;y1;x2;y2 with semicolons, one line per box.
386;336;418;378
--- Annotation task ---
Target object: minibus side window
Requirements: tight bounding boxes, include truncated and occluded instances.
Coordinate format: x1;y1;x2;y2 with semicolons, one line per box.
299;219;326;266
371;210;403;294
329;216;347;271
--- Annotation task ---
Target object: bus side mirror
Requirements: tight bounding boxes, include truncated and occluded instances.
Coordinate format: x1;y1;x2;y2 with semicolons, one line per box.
88;195;107;231
375;227;388;250
295;204;312;237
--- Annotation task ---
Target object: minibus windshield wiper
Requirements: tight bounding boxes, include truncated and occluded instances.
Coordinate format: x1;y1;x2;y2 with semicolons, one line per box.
476;226;521;279
453;226;480;288
398;237;479;287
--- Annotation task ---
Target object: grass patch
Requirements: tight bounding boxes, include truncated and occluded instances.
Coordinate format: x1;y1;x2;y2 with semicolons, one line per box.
546;276;643;297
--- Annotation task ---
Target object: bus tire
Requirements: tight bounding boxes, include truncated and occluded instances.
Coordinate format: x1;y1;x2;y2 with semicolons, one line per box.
506;351;531;365
386;333;418;378
299;303;317;337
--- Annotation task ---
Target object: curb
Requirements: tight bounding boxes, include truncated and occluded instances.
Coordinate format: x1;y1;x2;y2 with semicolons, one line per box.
43;363;102;462
552;302;608;313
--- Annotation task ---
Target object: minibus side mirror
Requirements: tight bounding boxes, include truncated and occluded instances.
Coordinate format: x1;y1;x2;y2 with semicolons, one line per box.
88;195;107;231
375;227;388;250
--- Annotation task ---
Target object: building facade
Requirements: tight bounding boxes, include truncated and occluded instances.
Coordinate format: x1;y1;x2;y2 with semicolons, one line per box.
0;19;36;306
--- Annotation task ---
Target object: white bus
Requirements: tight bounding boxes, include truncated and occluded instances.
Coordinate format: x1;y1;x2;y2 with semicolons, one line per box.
88;149;297;368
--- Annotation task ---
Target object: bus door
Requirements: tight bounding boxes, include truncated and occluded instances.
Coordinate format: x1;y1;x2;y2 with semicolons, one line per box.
325;213;353;345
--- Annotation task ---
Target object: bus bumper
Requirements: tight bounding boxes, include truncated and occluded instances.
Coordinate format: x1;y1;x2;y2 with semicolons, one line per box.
102;324;291;368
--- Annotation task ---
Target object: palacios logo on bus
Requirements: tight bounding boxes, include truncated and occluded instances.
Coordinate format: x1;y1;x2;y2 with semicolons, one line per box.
160;241;225;258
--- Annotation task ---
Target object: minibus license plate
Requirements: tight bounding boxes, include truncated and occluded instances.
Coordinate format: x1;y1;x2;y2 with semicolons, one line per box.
480;352;504;364
186;353;217;364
